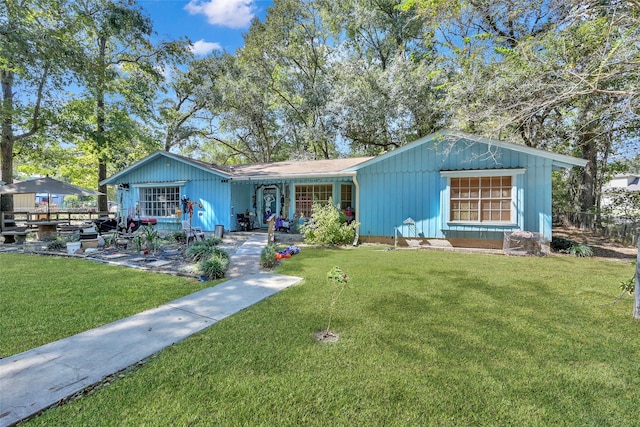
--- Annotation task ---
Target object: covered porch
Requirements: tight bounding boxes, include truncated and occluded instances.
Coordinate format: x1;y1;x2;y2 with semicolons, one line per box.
229;176;359;232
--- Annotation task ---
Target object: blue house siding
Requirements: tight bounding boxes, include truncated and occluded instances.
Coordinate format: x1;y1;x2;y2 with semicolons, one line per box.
111;156;231;232
101;131;586;245
357;168;441;239
187;178;230;231
355;137;557;242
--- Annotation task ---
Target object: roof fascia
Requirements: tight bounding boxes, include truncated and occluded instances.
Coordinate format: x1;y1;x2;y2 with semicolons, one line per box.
345;129;588;171
100;151;230;186
231;171;357;181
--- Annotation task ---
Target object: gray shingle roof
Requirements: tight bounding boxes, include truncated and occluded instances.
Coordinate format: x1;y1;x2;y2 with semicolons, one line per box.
227;157;373;179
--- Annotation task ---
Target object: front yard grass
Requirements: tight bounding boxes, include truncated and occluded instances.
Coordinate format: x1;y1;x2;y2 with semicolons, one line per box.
0;253;219;357
5;248;639;426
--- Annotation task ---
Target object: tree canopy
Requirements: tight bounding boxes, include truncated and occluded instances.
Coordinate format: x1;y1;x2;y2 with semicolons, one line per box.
1;0;637;225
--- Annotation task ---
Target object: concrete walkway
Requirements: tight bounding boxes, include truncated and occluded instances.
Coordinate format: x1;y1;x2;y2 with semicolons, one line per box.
0;234;302;427
225;233;269;277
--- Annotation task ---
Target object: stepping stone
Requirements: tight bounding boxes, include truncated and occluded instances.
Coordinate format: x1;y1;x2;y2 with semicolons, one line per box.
145;260;172;268
102;254;128;259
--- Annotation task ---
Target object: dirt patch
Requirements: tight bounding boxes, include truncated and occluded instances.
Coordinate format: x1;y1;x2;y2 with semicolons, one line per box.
314;330;339;343
553;228;638;261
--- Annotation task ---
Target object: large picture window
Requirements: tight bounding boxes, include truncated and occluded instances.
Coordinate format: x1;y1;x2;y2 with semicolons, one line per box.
295;184;332;217
449;176;513;223
139;186;180;217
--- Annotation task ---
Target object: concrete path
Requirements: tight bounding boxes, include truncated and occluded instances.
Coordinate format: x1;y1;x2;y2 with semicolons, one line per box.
225;233;269;277
0;234;302;427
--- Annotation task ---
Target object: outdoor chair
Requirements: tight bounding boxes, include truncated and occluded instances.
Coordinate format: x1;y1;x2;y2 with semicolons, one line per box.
182;220;205;243
236;214;251;231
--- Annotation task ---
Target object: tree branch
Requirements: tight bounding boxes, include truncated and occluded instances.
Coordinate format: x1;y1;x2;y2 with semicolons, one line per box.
13;66;49;143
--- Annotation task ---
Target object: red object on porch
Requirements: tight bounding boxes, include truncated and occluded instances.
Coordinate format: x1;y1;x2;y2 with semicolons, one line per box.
140;218;157;226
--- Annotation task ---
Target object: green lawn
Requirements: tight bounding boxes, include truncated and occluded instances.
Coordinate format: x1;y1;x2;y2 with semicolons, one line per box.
0;253;220;357
4;248;639;426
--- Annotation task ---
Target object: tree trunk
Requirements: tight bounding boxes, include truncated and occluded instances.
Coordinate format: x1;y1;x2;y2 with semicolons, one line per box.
96;36;108;213
578;134;598;230
1;69;15;213
634;238;639;320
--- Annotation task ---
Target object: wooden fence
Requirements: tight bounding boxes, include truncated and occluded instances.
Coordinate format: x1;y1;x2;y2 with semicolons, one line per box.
1;211;114;231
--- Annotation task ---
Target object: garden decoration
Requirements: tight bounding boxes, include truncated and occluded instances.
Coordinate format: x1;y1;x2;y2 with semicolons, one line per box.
182;196;203;247
275;246;300;260
181;195;189;219
182;196;203;221
188;200;201;218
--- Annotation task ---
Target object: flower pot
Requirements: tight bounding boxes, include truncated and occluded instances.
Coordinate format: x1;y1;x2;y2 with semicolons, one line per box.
66;241;82;254
81;239;98;249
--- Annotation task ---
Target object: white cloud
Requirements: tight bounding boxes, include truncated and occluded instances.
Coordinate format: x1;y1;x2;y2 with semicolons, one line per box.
185;0;256;29
157;65;172;81
190;39;222;56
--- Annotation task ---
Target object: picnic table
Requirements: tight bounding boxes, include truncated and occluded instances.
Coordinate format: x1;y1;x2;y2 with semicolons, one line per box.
25;220;70;241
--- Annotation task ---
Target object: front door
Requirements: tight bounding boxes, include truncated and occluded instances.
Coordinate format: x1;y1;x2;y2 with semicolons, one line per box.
260;186;280;227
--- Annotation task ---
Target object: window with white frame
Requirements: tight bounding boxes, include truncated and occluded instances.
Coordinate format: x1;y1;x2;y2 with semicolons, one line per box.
340;184;353;210
443;170;522;224
138;186;180;217
295;184;333;217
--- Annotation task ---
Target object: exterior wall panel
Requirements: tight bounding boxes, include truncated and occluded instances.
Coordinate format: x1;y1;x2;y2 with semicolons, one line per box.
111;156;230;232
102;133;580;243
357;138;557;241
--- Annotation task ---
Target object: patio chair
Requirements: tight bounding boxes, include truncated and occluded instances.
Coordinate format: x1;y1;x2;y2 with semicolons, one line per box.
182;220;205;243
236;213;251;231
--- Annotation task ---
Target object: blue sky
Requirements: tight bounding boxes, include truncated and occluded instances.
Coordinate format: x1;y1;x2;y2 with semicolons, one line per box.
139;0;273;54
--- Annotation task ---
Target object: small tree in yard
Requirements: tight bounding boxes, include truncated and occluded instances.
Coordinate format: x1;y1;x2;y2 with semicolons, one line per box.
623;239;640;320
315;266;349;342
301;197;359;245
635;239;639;320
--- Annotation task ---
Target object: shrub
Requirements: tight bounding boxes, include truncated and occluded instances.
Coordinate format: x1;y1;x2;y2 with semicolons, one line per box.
199;253;230;280
170;230;186;243
550;237;573;252
568;243;593;257
186;242;210;262
260;244;279;269
185;238;225;261
551;237;593;257
139;225;161;252
47;240;66;251
199;236;223;247
300;197;359;245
